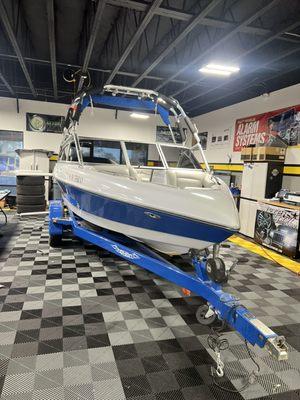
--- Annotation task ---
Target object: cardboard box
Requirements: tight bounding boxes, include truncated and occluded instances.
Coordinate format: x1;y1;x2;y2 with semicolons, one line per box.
241;147;253;161
252;146;286;162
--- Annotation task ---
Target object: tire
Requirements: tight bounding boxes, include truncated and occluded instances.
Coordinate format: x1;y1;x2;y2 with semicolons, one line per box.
17;176;44;186
196;305;217;326
49;235;62;247
17;185;44;196
17;195;45;205
17;204;46;213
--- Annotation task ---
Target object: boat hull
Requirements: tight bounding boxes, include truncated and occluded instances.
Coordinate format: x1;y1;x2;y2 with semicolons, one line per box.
58;181;237;255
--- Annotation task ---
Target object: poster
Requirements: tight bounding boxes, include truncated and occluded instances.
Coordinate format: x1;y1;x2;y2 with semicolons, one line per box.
156;126;186;143
254;203;299;258
211;128;231;147
233;104;300;151
26;113;65;133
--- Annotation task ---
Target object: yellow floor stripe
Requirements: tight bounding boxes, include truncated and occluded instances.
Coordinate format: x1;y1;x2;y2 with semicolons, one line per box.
228;235;300;275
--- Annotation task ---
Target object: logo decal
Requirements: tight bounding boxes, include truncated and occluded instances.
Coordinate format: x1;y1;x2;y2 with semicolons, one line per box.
111;245;140;260
144;211;161;220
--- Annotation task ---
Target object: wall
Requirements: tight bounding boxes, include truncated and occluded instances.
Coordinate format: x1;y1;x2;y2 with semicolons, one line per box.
192;83;300;191
0;97;164;154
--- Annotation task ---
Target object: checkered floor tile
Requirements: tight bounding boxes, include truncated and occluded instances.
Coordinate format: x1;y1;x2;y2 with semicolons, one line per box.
0;214;299;400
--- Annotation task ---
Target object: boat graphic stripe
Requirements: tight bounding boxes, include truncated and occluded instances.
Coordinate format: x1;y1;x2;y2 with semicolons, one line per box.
58;182;235;243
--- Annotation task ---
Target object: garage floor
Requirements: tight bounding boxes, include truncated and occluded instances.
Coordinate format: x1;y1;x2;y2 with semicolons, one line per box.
0;215;299;400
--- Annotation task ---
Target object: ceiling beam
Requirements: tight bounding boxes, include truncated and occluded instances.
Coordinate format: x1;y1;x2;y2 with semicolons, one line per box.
188;46;300;114
46;0;57;99
180;19;300;105
0;0;36;97
0;52;196;86
0;83;73;98
131;0;222;87
82;0;106;73
0;70;15;96
76;0;107;93
106;0;299;44
105;0;164;85
155;0;280;92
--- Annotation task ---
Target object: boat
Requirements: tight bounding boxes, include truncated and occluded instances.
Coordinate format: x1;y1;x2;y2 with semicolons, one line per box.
53;85;240;256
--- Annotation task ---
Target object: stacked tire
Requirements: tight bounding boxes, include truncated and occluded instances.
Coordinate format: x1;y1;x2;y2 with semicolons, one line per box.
17;176;46;214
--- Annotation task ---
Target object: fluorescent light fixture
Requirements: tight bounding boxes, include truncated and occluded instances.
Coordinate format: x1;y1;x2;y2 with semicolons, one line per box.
199;63;240;76
199;67;231;76
206;64;240;73
130;113;149;119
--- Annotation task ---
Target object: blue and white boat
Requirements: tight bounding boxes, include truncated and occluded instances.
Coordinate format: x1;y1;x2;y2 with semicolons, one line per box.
54;85;240;255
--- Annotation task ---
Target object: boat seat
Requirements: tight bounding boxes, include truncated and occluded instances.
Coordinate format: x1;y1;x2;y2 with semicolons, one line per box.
166;169;216;189
134;168;152;182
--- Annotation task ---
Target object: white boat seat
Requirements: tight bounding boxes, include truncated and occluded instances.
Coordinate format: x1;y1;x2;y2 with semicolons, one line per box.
134;168;152;182
166;169;216;189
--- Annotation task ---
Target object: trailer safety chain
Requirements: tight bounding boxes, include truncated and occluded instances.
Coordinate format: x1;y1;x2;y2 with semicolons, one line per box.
208;325;261;393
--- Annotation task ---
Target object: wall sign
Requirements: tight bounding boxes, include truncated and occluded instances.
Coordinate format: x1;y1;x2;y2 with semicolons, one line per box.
26;113;65;133
233;105;300;151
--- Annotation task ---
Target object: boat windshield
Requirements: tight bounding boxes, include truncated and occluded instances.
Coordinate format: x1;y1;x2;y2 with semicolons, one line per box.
160;145;201;169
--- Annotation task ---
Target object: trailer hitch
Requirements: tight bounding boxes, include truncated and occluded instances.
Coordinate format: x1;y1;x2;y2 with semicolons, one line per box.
265;336;288;361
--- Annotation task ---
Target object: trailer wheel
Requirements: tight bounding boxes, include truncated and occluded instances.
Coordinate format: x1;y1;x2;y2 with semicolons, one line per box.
196;305;217;325
49;235;62;247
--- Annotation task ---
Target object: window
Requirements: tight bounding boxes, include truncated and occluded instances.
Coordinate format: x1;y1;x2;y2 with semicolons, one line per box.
124;142;148;166
93;140;122;164
66;139;123;164
0;130;23;171
161;146;200;169
68;144;78;162
125;143;163;167
0;130;23;194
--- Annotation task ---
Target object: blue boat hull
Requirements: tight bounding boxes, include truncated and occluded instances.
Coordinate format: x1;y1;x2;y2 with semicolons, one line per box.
58;181;236;254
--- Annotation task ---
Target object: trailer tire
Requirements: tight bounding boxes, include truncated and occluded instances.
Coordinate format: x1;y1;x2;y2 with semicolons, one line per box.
17;195;45;205
196;305;217;326
49;235;62;247
17;176;44;186
17;185;45;196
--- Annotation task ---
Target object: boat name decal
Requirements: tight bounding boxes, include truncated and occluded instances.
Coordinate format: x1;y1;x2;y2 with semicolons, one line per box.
111;244;140;260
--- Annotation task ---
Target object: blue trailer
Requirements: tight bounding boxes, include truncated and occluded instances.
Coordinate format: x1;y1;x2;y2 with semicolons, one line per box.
49;199;288;372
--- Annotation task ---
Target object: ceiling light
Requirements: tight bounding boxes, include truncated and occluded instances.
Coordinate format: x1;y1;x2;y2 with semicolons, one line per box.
199;67;231;76
130;113;149;119
199;63;240;77
206;64;240;73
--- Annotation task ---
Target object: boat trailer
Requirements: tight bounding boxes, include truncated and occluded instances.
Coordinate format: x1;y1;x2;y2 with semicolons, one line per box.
49;200;288;369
